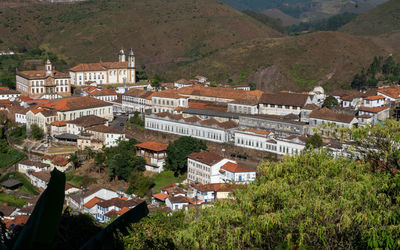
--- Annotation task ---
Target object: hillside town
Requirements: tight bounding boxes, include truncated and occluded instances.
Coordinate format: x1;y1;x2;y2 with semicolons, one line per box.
0;48;399;241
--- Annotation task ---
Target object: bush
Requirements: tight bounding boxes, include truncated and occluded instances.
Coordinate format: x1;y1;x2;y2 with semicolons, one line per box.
126;171;155;197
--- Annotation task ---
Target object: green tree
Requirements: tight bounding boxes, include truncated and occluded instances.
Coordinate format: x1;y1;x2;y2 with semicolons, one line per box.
128;111;144;127
69;152;79;169
165;136;207;175
322;96;339;109
382;56;396;75
350;119;400;174
126;171;155;197
150;74;162;88
305;133;323;149
249;82;256;90
30;124;44;140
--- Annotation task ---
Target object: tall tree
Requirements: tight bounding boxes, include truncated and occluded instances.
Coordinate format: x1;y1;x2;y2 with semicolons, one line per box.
165;136;207;175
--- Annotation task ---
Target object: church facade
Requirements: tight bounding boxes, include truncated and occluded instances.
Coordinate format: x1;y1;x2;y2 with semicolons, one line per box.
16;60;71;99
69;49;136;86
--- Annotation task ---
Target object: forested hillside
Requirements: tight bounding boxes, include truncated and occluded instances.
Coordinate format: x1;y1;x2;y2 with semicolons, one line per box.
0;0;280;75
340;0;400;36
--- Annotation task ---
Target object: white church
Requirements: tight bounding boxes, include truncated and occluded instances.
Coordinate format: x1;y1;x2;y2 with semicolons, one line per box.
69;49;136;86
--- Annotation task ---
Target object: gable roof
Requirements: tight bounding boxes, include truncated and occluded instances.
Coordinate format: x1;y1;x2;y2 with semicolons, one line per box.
364;95;385;100
84;197;104;209
188;151;224;166
97;198;143;209
377;86;400;99
135;141;168;152
259;92;311;107
359;106;389;113
167;196;190;204
124;89;154;99
152;90;184;99
0;205;17;217
220;162;255;173
244;128;271;136
67;115;107;128
17;70;70;80
48;96;111;112
31;171;51;182
19;159;50;169
86;125;124;134
152;193;169;202
69;61;128;72
177;85;263;100
309;108;356;123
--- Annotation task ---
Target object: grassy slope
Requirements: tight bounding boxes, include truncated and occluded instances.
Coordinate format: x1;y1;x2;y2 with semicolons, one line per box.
0;172;38;195
340;0;400;36
0;143;26;170
163;31;389;91
152;171;185;193
0;0;281;74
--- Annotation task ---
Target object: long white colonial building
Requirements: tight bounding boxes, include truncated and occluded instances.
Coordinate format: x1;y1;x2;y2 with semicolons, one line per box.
69;49;136;86
145;112;238;143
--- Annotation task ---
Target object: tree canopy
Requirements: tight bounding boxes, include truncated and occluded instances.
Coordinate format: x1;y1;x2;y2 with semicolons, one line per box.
165;136;207;175
30;124;44;141
125;150;400;249
322;96;339;109
305;133;323;149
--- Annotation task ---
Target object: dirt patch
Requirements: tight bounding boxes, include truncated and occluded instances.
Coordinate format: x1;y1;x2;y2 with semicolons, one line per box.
74;159;129;192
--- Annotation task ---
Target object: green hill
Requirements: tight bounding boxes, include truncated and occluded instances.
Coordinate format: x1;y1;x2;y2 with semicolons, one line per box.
0;0;281;74
340;0;400;36
163;31;390;91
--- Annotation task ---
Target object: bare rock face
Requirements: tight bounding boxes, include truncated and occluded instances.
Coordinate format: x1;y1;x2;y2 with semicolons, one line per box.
253;65;297;92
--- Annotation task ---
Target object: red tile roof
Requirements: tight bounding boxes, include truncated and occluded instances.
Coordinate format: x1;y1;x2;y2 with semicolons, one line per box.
84;197;104;209
68;115;107;127
188;100;227;112
152;193;169;202
221;162;255;173
359;106;389;113
69;61;128;72
48;96;111;111
364;95;385;100
152;90;183;99
135;141;168;152
32;171;51;182
244;128;270;136
51;121;67;127
97;197;143;209
309;107;355;123
378;86;400;99
178;85;263;100
86;125;124;134
3;215;29;228
259;92;311;107
17;70;69;79
52;156;69;167
188;151;224;166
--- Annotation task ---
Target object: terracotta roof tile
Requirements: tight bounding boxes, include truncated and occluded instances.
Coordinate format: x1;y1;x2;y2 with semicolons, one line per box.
68;115;107;127
178;85;262;100
97;197;143;209
359;106;389;113
378;86;400;99
152;90;184;99
309;107;356;123
84;197;104;209
136;141;168;151
244;128;271;136
52;156;69;167
32;171;51;182
0;205;17;216
152;193;169;202
364;95;385;100
48;96;111;111
51;121;67;127
167;196;190;204
221;162;255;173
17;70;70;80
19;160;50;169
86;125;124;134
3;215;29;228
259;92;311;107
188;151;224;166
188;100;228;112
0;88;20;95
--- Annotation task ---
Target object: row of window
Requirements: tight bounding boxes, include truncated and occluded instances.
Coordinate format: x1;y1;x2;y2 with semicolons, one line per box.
146;120;225;142
235;137;278;152
263;104;301;110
